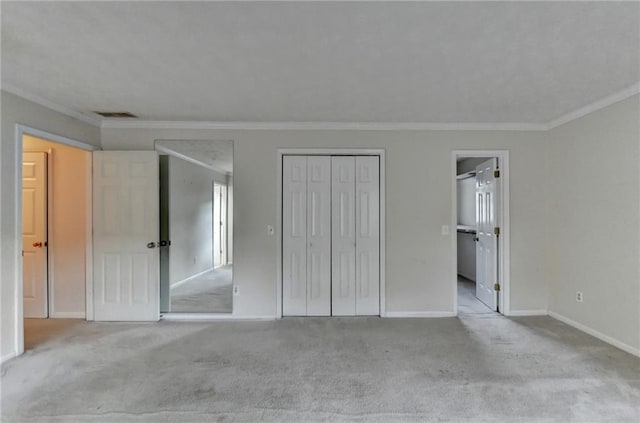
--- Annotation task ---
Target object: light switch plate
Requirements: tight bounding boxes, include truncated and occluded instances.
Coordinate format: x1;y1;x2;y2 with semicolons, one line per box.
441;225;450;235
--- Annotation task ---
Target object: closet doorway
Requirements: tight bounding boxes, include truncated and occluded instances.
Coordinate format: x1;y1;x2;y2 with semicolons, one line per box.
278;150;386;317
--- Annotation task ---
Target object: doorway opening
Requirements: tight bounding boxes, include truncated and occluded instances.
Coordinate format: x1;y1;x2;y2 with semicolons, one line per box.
156;140;234;316
17;126;96;353
453;151;510;316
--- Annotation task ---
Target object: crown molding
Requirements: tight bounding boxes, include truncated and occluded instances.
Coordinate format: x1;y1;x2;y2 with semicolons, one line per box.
4;82;638;132
1;83;102;127
100;120;548;131
546;82;640;130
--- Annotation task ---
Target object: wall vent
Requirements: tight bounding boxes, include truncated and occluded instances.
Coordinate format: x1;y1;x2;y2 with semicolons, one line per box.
93;111;138;118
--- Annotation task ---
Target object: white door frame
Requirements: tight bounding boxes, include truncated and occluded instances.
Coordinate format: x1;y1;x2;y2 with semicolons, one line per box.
451;150;511;315
276;148;386;318
14;124;98;355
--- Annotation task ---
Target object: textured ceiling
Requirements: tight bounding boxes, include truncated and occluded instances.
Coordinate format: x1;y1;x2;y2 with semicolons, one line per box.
1;1;639;124
156;140;233;174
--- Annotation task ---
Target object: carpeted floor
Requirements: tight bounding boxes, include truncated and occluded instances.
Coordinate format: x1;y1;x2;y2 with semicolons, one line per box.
2;316;639;422
170;266;232;313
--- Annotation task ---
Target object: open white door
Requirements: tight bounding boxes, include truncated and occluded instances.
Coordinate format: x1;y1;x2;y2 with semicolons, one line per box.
93;151;159;321
475;158;499;310
22;152;48;318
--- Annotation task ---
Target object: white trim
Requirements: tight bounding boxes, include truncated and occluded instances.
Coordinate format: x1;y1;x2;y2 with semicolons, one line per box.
1;352;18;364
161;313;273;321
276;148;386;318
5;82;638;133
85;152;94;321
508;310;548;317
14;125;95;358
17;125;99;152
102;120;547;131
170;267;214;290
50;311;86;319
452;150;511;316
546;82;640;130
385;311;456;318
155;143;231;175
3;84;102;127
548;311;640;358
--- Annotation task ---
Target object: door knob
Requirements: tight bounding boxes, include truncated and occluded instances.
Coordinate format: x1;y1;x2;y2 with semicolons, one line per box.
32;241;43;248
147;242;157;249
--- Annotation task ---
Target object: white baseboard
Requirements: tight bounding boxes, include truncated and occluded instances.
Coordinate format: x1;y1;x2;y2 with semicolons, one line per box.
50;311;86;319
385;311;456;318
170;267;214;290
1;351;18;364
161;313;275;321
508;310;548;316
548;310;640;358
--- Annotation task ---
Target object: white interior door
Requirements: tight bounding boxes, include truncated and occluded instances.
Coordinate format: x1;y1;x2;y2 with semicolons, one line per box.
283;156;308;315
331;156;356;316
93;151;159;321
22;152;48;318
306;156;331;316
355;156;380;315
475;158;499;310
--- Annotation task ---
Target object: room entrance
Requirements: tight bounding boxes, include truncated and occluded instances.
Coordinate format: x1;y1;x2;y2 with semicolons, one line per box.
453;151;510;316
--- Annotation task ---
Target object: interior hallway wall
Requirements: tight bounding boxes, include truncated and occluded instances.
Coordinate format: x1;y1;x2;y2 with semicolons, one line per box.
101;128;552;317
548;94;640;354
1;90;101;362
168;156;226;286
22;135;89;317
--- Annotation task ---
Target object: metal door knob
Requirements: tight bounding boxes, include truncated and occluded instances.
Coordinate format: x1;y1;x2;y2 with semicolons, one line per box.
146;242;156;249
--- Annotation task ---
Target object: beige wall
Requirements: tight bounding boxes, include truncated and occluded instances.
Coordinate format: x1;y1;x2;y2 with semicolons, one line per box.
23;135;89;317
1;90;100;361
101;128;552;317
548;94;640;354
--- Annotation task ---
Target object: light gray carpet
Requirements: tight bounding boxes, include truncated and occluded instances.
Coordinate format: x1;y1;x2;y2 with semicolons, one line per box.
170;266;232;313
457;276;495;315
2;316;639;422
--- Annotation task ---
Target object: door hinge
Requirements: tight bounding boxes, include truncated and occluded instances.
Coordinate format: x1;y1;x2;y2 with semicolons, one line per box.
494;170;500;178
494;283;501;291
494;227;500;236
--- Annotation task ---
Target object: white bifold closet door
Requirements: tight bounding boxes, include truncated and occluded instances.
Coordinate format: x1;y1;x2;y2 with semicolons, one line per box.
283;155;379;317
283;156;332;316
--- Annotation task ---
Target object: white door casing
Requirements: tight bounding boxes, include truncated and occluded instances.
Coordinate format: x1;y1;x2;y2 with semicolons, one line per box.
282;156;308;316
213;183;222;268
22;152;48;318
306;156;331;316
93;151;159;321
331;156;357;316
355;156;380;315
475;158;499;310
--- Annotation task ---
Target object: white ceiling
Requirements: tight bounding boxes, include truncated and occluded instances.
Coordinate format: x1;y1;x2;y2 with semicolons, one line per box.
1;2;639;125
156;139;233;174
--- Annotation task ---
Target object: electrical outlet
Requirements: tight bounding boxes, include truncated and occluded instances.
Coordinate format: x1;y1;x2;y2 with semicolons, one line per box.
576;291;583;303
233;285;240;296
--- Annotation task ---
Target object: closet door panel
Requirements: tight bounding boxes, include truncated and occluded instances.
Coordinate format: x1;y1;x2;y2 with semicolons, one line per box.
331;156;356;316
283;156;307;316
306;156;331;316
355;156;380;315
